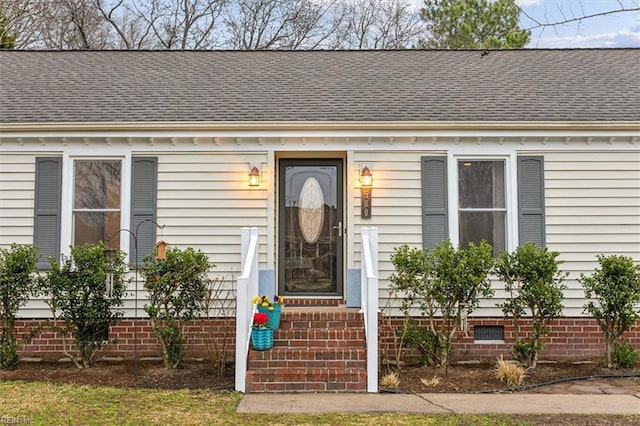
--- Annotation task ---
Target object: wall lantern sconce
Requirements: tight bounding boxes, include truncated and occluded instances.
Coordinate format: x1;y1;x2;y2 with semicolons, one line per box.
360;165;373;187
249;165;261;187
155;240;168;260
360;165;373;219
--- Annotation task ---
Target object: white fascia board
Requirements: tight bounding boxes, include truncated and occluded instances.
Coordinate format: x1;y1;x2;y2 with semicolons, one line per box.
1;120;639;139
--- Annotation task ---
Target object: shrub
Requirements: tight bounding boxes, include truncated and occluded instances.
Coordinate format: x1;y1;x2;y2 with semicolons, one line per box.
495;243;567;368
612;341;639;369
198;276;235;376
400;317;442;366
494;355;527;387
580;254;640;369
0;244;38;368
379;372;401;389
142;247;211;369
42;243;127;368
390;240;494;368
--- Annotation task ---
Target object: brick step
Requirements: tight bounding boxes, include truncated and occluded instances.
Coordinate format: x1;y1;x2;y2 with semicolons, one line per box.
246;368;367;392
249;347;366;368
283;298;343;307
246;308;368;392
272;328;365;345
276;309;364;329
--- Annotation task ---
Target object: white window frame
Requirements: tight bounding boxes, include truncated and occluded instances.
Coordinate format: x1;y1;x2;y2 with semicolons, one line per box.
60;151;132;261
447;151;518;253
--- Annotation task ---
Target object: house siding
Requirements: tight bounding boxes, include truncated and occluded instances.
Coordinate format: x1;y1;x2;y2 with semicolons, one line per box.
351;148;640;318
116;151;271;318
351;150;425;314
155;152;269;271
0;153;37;246
542;150;640;314
1;150;269;318
2;143;639;321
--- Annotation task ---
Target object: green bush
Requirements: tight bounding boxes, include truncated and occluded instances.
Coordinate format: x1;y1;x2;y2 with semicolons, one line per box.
495;243;567;368
612;341;638;369
0;244;39;368
390;240;494;367
142;247;211;369
42;242;127;368
399;317;443;366
580;254;640;368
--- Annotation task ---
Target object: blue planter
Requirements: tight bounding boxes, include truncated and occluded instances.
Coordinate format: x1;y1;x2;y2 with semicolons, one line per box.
251;328;274;351
258;304;282;330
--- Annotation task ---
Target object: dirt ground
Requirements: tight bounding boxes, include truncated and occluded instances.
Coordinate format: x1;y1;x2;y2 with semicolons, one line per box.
1;357;638;394
391;361;640;393
0;359;235;391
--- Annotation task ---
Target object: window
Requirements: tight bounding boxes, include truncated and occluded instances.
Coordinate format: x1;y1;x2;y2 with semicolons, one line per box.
34;156;158;269
421;155;545;254
73;160;122;250
458;160;506;256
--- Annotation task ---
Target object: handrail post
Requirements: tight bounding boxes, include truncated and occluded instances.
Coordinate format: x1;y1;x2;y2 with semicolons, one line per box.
361;227;379;393
235;227;259;393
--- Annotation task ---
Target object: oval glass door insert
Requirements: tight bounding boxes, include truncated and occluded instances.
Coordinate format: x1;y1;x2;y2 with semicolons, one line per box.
298;177;324;243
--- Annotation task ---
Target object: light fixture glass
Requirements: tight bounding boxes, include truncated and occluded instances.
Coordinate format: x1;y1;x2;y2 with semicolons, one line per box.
360;165;372;187
249;165;261;187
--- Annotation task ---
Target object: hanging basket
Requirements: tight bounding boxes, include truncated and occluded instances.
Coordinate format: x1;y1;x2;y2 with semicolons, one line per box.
251;327;274;351
258;304;282;330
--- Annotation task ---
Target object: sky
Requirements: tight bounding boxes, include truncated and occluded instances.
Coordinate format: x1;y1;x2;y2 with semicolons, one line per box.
518;0;640;48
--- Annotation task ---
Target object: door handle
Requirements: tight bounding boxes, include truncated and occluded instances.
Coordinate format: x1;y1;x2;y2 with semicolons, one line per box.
332;221;343;237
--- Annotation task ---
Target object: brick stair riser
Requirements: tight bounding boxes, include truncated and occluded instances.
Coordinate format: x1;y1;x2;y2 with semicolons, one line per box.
250;347;365;361
246;310;368;392
246;369;367;392
273;328;365;342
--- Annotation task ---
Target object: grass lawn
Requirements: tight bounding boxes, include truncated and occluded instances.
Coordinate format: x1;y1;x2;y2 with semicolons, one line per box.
0;381;527;426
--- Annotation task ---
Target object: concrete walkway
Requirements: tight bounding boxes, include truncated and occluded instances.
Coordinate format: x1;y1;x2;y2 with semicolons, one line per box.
238;392;640;415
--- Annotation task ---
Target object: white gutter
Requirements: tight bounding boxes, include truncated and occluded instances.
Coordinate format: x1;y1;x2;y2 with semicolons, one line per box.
1;120;639;133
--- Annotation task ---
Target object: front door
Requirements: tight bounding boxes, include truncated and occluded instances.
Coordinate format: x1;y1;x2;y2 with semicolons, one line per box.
278;159;343;297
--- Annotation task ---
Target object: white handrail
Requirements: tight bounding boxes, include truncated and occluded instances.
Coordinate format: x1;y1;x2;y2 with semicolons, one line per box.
235;227;259;393
360;227;379;393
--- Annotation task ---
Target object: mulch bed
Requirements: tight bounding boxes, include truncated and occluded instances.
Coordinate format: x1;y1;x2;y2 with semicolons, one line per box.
1;357;638;394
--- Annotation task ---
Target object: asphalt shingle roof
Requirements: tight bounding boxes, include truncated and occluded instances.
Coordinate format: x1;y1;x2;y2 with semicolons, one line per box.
1;49;638;124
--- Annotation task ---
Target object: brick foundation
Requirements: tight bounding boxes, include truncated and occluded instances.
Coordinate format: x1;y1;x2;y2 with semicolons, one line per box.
14;318;236;361
13;316;640;363
379;317;640;364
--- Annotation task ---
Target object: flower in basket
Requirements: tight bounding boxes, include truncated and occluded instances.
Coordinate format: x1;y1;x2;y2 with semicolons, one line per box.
251;295;285;311
252;312;270;329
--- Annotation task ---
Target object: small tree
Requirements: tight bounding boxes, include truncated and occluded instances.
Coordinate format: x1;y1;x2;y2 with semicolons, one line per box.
141;247;211;369
42;242;127;368
0;244;38;368
495;243;567;368
580;254;640;369
390;240;494;368
198;275;235;376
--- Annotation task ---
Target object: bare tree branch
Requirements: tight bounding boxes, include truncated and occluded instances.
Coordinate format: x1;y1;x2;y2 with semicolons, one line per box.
521;5;640;31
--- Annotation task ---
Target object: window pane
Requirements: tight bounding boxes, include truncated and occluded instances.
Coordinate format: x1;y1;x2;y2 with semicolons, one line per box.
74;161;121;209
74;212;121;249
458;161;505;208
459;211;506;256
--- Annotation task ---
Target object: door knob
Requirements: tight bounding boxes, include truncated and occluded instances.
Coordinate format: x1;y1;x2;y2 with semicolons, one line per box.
332;221;343;237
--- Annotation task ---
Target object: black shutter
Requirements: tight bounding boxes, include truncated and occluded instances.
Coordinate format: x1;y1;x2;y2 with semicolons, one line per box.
421;156;448;249
130;157;158;266
517;156;546;247
34;157;62;269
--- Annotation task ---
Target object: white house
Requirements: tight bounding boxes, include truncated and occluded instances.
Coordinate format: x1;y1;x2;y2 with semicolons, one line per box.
1;49;638;392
